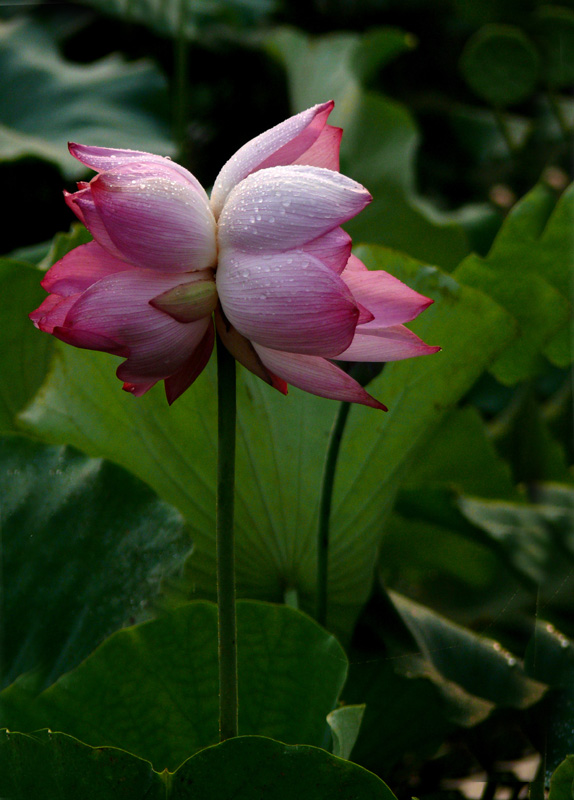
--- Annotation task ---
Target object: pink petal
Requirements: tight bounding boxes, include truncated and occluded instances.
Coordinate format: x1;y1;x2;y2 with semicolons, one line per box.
69;143;209;202
123;380;158;397
218;165;371;254
52;325;129;356
253;344;387;410
64;269;212;380
65;187;126;261
293;125;342;171
336;324;442;362
210;101;334;218
164;320;215;404
301;227;352;274
42;241;137;296
30;294;79;332
342;256;435;328
217;250;360;357
89;162;217;272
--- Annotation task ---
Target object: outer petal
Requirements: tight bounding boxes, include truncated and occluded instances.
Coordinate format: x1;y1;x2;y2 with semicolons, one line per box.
63;269;212;380
69;143;209;202
89;162;217;272
42;241;137;297
210;101;334;218
336;324;441;362
65;187;126;261
342;255;435;328
30;294;80;332
217;250;360;357
164;320;215;404
253;344;387;410
292;125;342;171
218;165;371;254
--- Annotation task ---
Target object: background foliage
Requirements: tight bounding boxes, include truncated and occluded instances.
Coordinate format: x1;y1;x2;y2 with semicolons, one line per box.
1;0;572;796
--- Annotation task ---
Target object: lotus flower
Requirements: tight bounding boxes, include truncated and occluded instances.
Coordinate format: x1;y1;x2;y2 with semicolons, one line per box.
30;101;439;408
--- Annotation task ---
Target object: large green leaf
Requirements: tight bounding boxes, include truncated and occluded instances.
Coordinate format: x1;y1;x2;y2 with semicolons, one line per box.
0;731;396;800
455;182;574;384
19;246;516;637
0;17;174;176
0;259;53;431
2;601;347;771
265;27;485;270
0;434;189;688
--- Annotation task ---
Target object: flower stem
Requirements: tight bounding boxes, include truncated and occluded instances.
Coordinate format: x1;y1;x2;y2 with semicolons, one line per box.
316;400;351;628
216;333;238;741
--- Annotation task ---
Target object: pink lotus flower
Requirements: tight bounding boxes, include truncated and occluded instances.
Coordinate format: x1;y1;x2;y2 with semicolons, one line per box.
30;101;439;408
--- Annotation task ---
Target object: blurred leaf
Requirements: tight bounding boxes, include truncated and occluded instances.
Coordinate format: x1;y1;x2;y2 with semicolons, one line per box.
458;492;574;587
448;103;533;161
455;182;573;384
459;24;540;107
526;623;574;779
402;406;515;498
2;602;347;771
534;6;574;90
389;592;546;710
20;247;516;637
0;259;53;431
0;434;189;688
0;731;396;800
76;0;277;37
0;17;174;177
526;620;574;688
549;756;574;800
326;704;365;760
494;383;574;485
344;654;461;774
266;27;477;270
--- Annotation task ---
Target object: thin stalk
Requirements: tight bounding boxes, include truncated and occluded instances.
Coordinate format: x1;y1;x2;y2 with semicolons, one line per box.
493;107;517;155
216;334;238;741
316;400;351;627
547;90;571;138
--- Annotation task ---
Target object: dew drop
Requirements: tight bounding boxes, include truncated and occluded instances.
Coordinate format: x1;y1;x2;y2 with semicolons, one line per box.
268;216;275;223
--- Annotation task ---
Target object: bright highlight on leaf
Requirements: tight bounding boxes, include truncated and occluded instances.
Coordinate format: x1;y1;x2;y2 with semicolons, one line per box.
30;102;439;409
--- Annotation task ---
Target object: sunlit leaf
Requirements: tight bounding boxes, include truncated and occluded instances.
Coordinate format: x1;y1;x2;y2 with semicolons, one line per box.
455;182;573;384
19;246;516;637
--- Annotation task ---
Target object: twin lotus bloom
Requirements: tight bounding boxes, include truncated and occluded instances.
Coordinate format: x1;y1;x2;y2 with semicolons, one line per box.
31;101;440;409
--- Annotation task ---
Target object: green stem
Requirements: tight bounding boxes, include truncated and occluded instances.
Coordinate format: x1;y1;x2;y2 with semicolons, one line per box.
216;334;238;741
316;400;351;627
